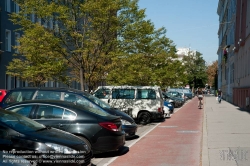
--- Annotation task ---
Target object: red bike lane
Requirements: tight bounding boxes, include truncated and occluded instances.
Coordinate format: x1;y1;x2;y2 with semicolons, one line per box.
108;98;203;166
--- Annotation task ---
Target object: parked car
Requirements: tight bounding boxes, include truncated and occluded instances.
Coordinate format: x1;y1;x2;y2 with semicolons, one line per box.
164;100;174;114
0;89;7;102
90;99;137;138
0;87;137;139
93;86;165;125
163;105;171;118
166;91;185;101
162;92;184;108
173;88;194;99
0;108;92;166
4;100;125;154
0;150;32;166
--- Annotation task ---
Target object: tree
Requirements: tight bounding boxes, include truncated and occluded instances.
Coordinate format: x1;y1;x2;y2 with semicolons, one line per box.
106;2;186;87
9;0;122;90
206;60;218;88
182;51;207;90
6;25;69;87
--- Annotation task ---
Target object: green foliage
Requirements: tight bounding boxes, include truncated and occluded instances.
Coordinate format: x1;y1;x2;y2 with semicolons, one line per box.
10;0;122;89
182;51;208;88
7;0;205;90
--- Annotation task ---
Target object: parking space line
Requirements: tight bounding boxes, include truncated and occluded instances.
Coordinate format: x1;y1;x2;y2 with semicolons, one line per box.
103;122;161;166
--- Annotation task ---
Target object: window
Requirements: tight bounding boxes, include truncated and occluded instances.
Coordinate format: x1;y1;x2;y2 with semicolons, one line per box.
137;89;156;99
64;93;90;106
49;19;53;30
94;89;110;99
35;91;61;100
14;2;19;13
63;110;77;120
64;93;77;102
36;105;64;119
112;89;135;99
3;90;35;105
5;30;11;52
31;13;36;23
5;0;11;12
15;33;20;53
6;105;33;117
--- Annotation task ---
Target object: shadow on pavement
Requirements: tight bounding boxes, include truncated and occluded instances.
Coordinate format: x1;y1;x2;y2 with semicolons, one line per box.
236;107;250;114
152;118;165;123
126;135;139;141
93;146;129;158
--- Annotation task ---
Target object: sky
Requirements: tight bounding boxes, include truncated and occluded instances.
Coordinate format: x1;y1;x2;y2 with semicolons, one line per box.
138;0;219;64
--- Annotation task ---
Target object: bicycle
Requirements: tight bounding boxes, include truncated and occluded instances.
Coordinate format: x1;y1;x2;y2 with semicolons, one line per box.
197;95;203;109
198;98;202;109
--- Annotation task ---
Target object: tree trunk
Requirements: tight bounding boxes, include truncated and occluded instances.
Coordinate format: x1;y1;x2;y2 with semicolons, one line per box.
80;67;84;91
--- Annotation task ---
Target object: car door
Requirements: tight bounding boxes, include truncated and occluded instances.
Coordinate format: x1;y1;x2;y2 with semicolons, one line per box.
34;104;74;131
0;125;12;150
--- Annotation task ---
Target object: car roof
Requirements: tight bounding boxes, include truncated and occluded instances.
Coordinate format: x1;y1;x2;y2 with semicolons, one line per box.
97;86;161;89
5;99;79;108
4;99;120;118
8;87;87;94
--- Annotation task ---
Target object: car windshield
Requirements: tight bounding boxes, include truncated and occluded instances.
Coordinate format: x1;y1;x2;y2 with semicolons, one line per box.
0;109;45;133
83;93;112;109
182;89;191;93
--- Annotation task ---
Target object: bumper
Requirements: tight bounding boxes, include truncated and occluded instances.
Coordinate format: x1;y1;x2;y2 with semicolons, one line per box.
163;106;171;118
122;124;138;138
150;112;164;120
92;133;125;154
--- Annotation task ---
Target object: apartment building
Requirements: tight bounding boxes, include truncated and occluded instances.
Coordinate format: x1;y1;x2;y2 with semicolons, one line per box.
0;0;23;89
0;1;82;90
217;0;250;109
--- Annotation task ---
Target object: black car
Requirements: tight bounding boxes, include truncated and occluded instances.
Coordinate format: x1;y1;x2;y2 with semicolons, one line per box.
85;96;137;139
4;100;125;154
0;87;137;139
0;108;92;166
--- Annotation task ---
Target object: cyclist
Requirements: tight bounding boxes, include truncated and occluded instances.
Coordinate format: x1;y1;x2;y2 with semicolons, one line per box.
196;87;204;108
217;89;222;103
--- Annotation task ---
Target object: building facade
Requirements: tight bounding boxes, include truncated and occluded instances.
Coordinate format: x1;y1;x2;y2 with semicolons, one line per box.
217;0;237;103
0;1;82;90
217;0;250;109
0;0;23;89
233;0;250;109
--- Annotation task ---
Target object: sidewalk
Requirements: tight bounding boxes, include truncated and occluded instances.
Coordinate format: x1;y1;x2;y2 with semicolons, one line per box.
202;95;250;166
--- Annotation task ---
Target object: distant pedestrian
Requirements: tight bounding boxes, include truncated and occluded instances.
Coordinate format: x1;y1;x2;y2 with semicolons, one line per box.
217;89;222;103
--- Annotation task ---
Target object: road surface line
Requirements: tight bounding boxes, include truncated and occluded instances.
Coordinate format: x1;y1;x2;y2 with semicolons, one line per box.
103;122;161;166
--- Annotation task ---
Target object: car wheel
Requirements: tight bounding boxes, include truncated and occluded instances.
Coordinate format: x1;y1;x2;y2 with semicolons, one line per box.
138;112;151;125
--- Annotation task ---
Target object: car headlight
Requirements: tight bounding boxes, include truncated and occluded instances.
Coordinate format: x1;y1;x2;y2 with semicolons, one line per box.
121;119;132;125
45;143;78;154
168;104;172;107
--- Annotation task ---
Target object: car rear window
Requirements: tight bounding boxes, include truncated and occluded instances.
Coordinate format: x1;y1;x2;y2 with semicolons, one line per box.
137;89;156;99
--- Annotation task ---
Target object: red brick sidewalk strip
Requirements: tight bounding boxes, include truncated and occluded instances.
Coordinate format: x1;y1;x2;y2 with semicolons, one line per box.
108;98;203;166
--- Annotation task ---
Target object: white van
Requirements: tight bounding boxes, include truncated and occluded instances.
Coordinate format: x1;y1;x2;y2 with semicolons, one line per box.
93;86;165;124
